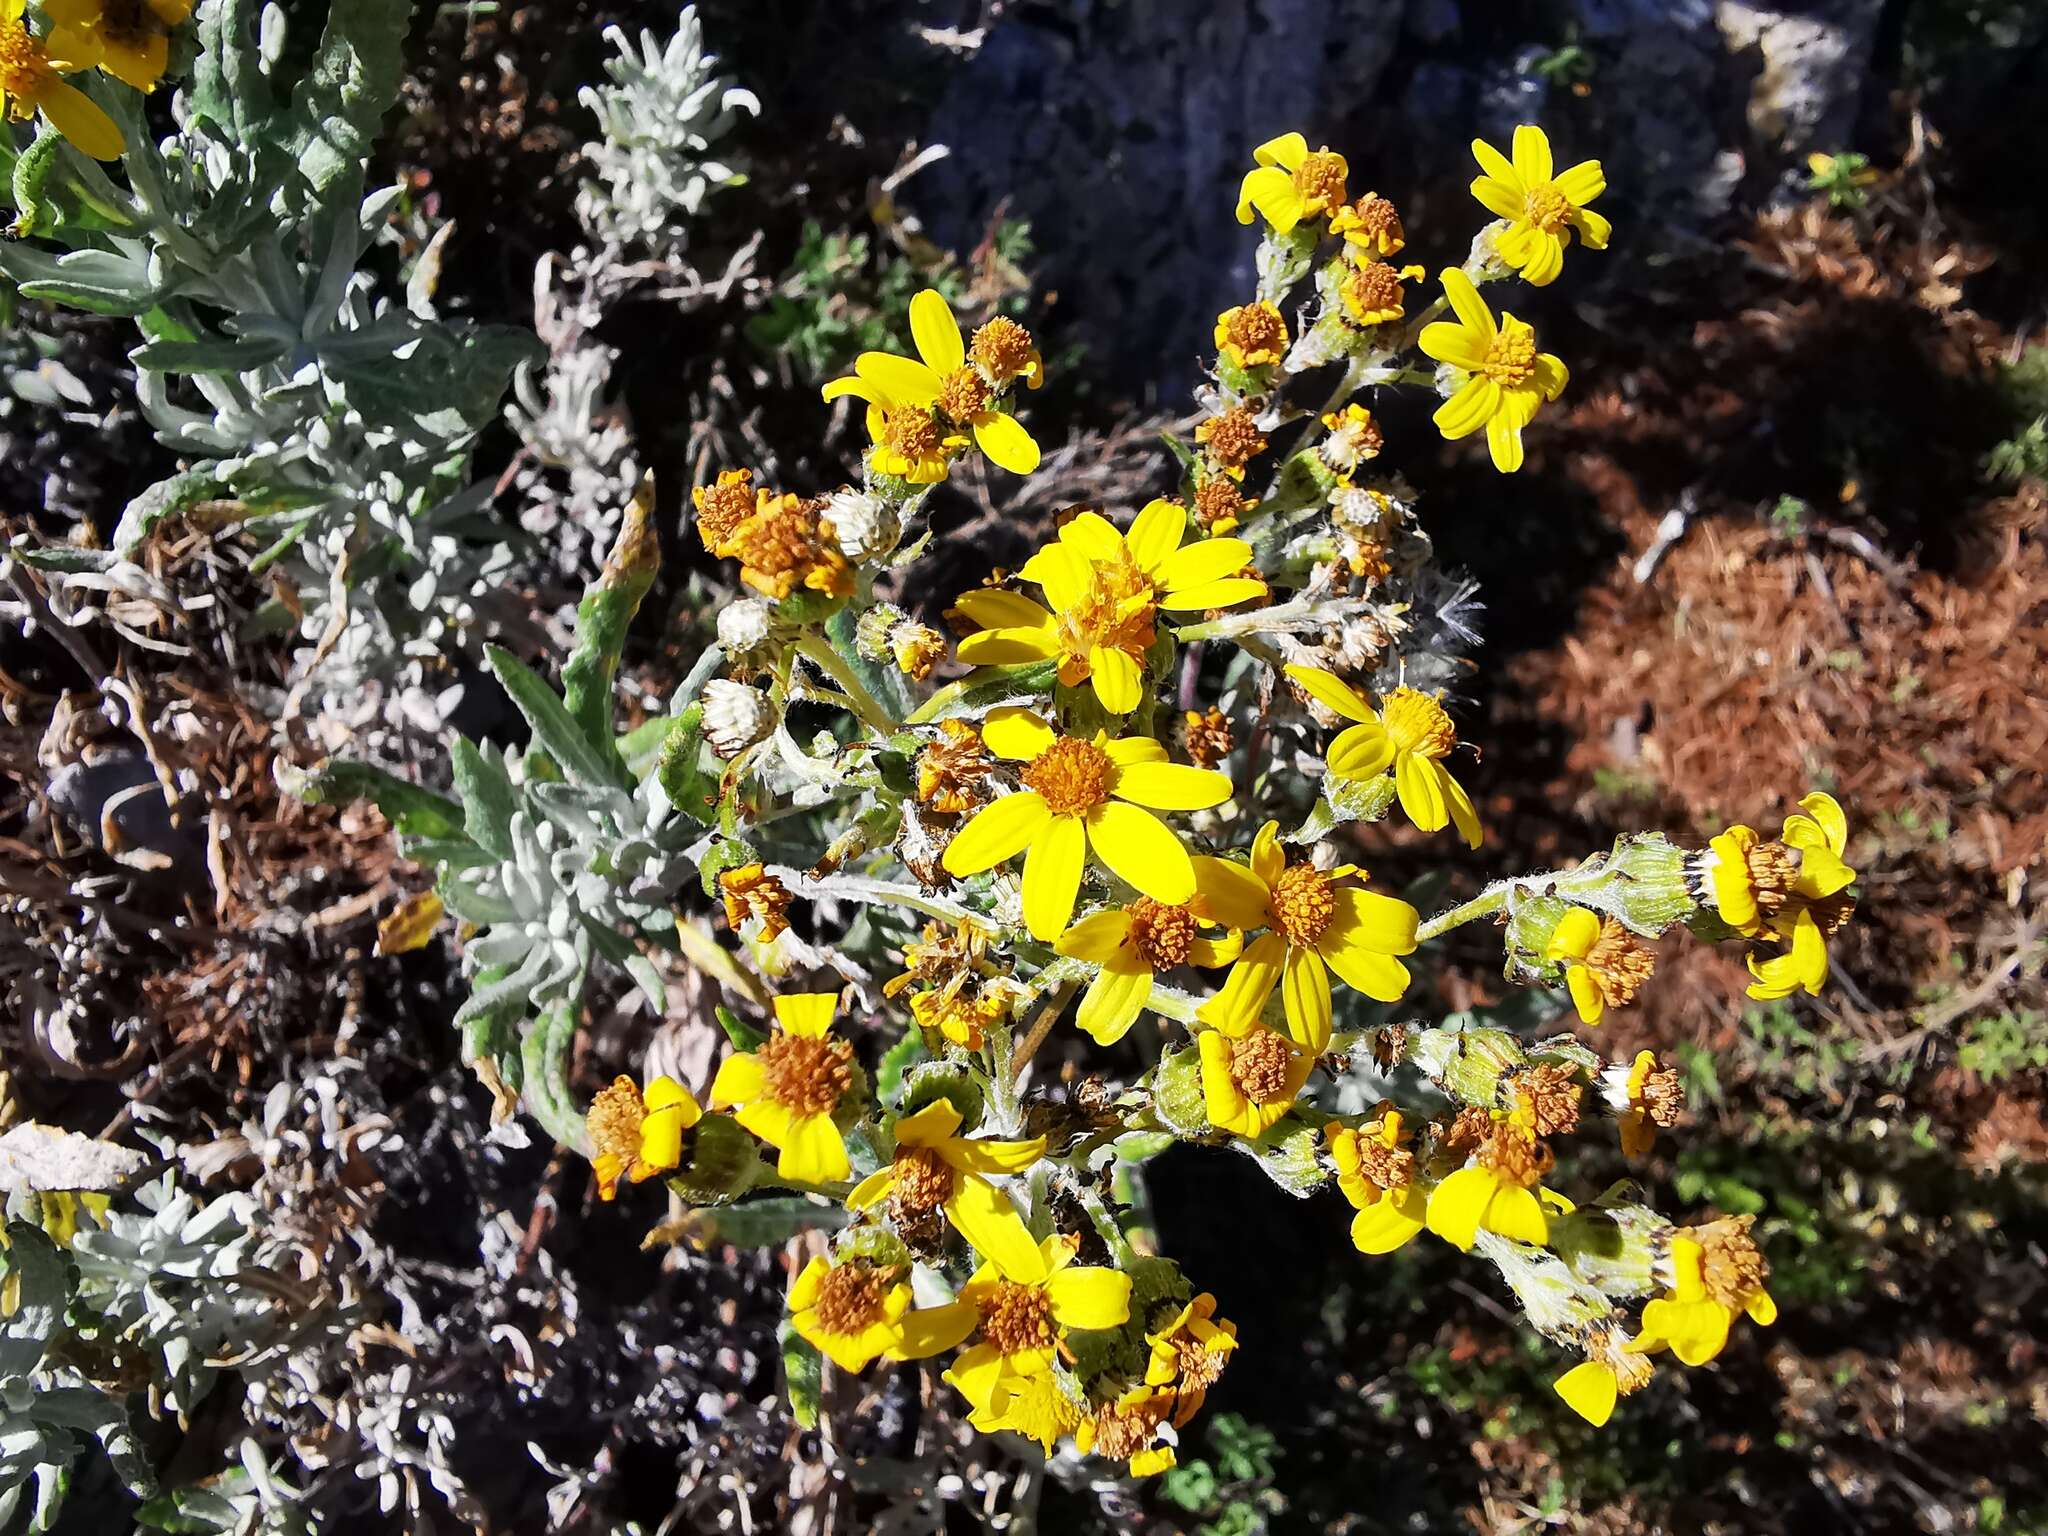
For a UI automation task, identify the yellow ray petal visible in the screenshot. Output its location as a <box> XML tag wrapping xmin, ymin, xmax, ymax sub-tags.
<box><xmin>1554</xmin><ymin>1362</ymin><xmax>1618</xmax><ymax>1427</ymax></box>
<box><xmin>973</xmin><ymin>411</ymin><xmax>1041</xmax><ymax>474</ymax></box>
<box><xmin>1280</xmin><ymin>943</ymin><xmax>1332</xmax><ymax>1052</ymax></box>
<box><xmin>1046</xmin><ymin>1265</ymin><xmax>1133</xmax><ymax>1330</ymax></box>
<box><xmin>942</xmin><ymin>790</ymin><xmax>1053</xmax><ymax>876</ymax></box>
<box><xmin>1022</xmin><ymin>812</ymin><xmax>1087</xmax><ymax>941</ymax></box>
<box><xmin>1282</xmin><ymin>662</ymin><xmax>1377</xmax><ymax>724</ymax></box>
<box><xmin>909</xmin><ymin>288</ymin><xmax>965</xmax><ymax>373</ymax></box>
<box><xmin>774</xmin><ymin>992</ymin><xmax>840</xmax><ymax>1038</ymax></box>
<box><xmin>1075</xmin><ymin>961</ymin><xmax>1152</xmax><ymax>1046</ymax></box>
<box><xmin>1086</xmin><ymin>802</ymin><xmax>1195</xmax><ymax>905</ymax></box>
<box><xmin>982</xmin><ymin>706</ymin><xmax>1057</xmax><ymax>761</ymax></box>
<box><xmin>777</xmin><ymin>1112</ymin><xmax>851</xmax><ymax>1184</ymax></box>
<box><xmin>1112</xmin><ymin>761</ymin><xmax>1234</xmax><ymax>812</ymax></box>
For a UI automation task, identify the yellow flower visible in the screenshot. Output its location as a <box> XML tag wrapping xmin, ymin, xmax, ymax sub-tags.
<box><xmin>845</xmin><ymin>1100</ymin><xmax>1044</xmax><ymax>1278</ymax></box>
<box><xmin>709</xmin><ymin>993</ymin><xmax>857</xmax><ymax>1184</ymax></box>
<box><xmin>0</xmin><ymin>0</ymin><xmax>123</xmax><ymax>160</ymax></box>
<box><xmin>1142</xmin><ymin>1291</ymin><xmax>1238</xmax><ymax>1425</ymax></box>
<box><xmin>720</xmin><ymin>862</ymin><xmax>792</xmax><ymax>942</ymax></box>
<box><xmin>716</xmin><ymin>491</ymin><xmax>853</xmax><ymax>601</ymax></box>
<box><xmin>787</xmin><ymin>1255</ymin><xmax>963</xmax><ymax>1373</ymax></box>
<box><xmin>1284</xmin><ymin>664</ymin><xmax>1483</xmax><ymax>849</ymax></box>
<box><xmin>1235</xmin><ymin>132</ymin><xmax>1348</xmax><ymax>234</ymax></box>
<box><xmin>585</xmin><ymin>1075</ymin><xmax>702</xmax><ymax>1201</ymax></box>
<box><xmin>1076</xmin><ymin>1385</ymin><xmax>1179</xmax><ymax>1474</ymax></box>
<box><xmin>1196</xmin><ymin>820</ymin><xmax>1418</xmax><ymax>1053</ymax></box>
<box><xmin>910</xmin><ymin>1234</ymin><xmax>1133</xmax><ymax>1414</ymax></box>
<box><xmin>1198</xmin><ymin>1021</ymin><xmax>1314</xmax><ymax>1137</ymax></box>
<box><xmin>1417</xmin><ymin>268</ymin><xmax>1569</xmax><ymax>474</ymax></box>
<box><xmin>1469</xmin><ymin>125</ymin><xmax>1610</xmax><ymax>287</ymax></box>
<box><xmin>46</xmin><ymin>0</ymin><xmax>190</xmax><ymax>92</ymax></box>
<box><xmin>1328</xmin><ymin>1111</ymin><xmax>1429</xmax><ymax>1254</ymax></box>
<box><xmin>952</xmin><ymin>502</ymin><xmax>1266</xmax><ymax>714</ymax></box>
<box><xmin>1634</xmin><ymin>1217</ymin><xmax>1776</xmax><ymax>1366</ymax></box>
<box><xmin>821</xmin><ymin>289</ymin><xmax>1040</xmax><ymax>479</ymax></box>
<box><xmin>1055</xmin><ymin>874</ymin><xmax>1244</xmax><ymax>1046</ymax></box>
<box><xmin>1329</xmin><ymin>191</ymin><xmax>1406</xmax><ymax>257</ymax></box>
<box><xmin>1553</xmin><ymin>1327</ymin><xmax>1654</xmax><ymax>1427</ymax></box>
<box><xmin>1544</xmin><ymin>908</ymin><xmax>1655</xmax><ymax>1025</ymax></box>
<box><xmin>938</xmin><ymin>708</ymin><xmax>1234</xmax><ymax>942</ymax></box>
<box><xmin>967</xmin><ymin>1369</ymin><xmax>1085</xmax><ymax>1454</ymax></box>
<box><xmin>1339</xmin><ymin>257</ymin><xmax>1426</xmax><ymax>328</ymax></box>
<box><xmin>1603</xmin><ymin>1048</ymin><xmax>1683</xmax><ymax>1158</ymax></box>
<box><xmin>1318</xmin><ymin>404</ymin><xmax>1385</xmax><ymax>479</ymax></box>
<box><xmin>692</xmin><ymin>467</ymin><xmax>762</xmax><ymax>551</ymax></box>
<box><xmin>969</xmin><ymin>314</ymin><xmax>1044</xmax><ymax>391</ymax></box>
<box><xmin>1214</xmin><ymin>300</ymin><xmax>1289</xmax><ymax>370</ymax></box>
<box><xmin>1424</xmin><ymin>1116</ymin><xmax>1560</xmax><ymax>1250</ymax></box>
<box><xmin>1742</xmin><ymin>794</ymin><xmax>1857</xmax><ymax>1000</ymax></box>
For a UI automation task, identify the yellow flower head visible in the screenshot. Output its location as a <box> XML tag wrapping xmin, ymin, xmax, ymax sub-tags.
<box><xmin>1196</xmin><ymin>820</ymin><xmax>1419</xmax><ymax>1053</ymax></box>
<box><xmin>1329</xmin><ymin>191</ymin><xmax>1406</xmax><ymax>257</ymax></box>
<box><xmin>1284</xmin><ymin>664</ymin><xmax>1483</xmax><ymax>849</ymax></box>
<box><xmin>916</xmin><ymin>719</ymin><xmax>993</xmax><ymax>815</ymax></box>
<box><xmin>1199</xmin><ymin>1020</ymin><xmax>1314</xmax><ymax>1137</ymax></box>
<box><xmin>1076</xmin><ymin>1385</ymin><xmax>1179</xmax><ymax>1474</ymax></box>
<box><xmin>954</xmin><ymin>502</ymin><xmax>1266</xmax><ymax>714</ymax></box>
<box><xmin>1544</xmin><ymin>908</ymin><xmax>1655</xmax><ymax>1025</ymax></box>
<box><xmin>709</xmin><ymin>992</ymin><xmax>857</xmax><ymax>1184</ymax></box>
<box><xmin>720</xmin><ymin>862</ymin><xmax>792</xmax><ymax>942</ymax></box>
<box><xmin>715</xmin><ymin>491</ymin><xmax>853</xmax><ymax>602</ymax></box>
<box><xmin>968</xmin><ymin>1368</ymin><xmax>1086</xmax><ymax>1454</ymax></box>
<box><xmin>1235</xmin><ymin>132</ymin><xmax>1349</xmax><ymax>234</ymax></box>
<box><xmin>969</xmin><ymin>314</ymin><xmax>1044</xmax><ymax>390</ymax></box>
<box><xmin>1634</xmin><ymin>1216</ymin><xmax>1776</xmax><ymax>1366</ymax></box>
<box><xmin>0</xmin><ymin>0</ymin><xmax>123</xmax><ymax>159</ymax></box>
<box><xmin>1195</xmin><ymin>404</ymin><xmax>1267</xmax><ymax>479</ymax></box>
<box><xmin>917</xmin><ymin>1234</ymin><xmax>1133</xmax><ymax>1416</ymax></box>
<box><xmin>788</xmin><ymin>1254</ymin><xmax>969</xmax><ymax>1373</ymax></box>
<box><xmin>1744</xmin><ymin>793</ymin><xmax>1857</xmax><ymax>1001</ymax></box>
<box><xmin>1142</xmin><ymin>1291</ymin><xmax>1239</xmax><ymax>1425</ymax></box>
<box><xmin>821</xmin><ymin>289</ymin><xmax>1041</xmax><ymax>480</ymax></box>
<box><xmin>1327</xmin><ymin>1111</ymin><xmax>1428</xmax><ymax>1254</ymax></box>
<box><xmin>46</xmin><ymin>0</ymin><xmax>191</xmax><ymax>93</ymax></box>
<box><xmin>586</xmin><ymin>1074</ymin><xmax>702</xmax><ymax>1201</ymax></box>
<box><xmin>1553</xmin><ymin>1325</ymin><xmax>1655</xmax><ymax>1426</ymax></box>
<box><xmin>1214</xmin><ymin>300</ymin><xmax>1289</xmax><ymax>371</ymax></box>
<box><xmin>1318</xmin><ymin>404</ymin><xmax>1384</xmax><ymax>479</ymax></box>
<box><xmin>1339</xmin><ymin>258</ymin><xmax>1426</xmax><ymax>328</ymax></box>
<box><xmin>1423</xmin><ymin>1114</ymin><xmax>1562</xmax><ymax>1251</ymax></box>
<box><xmin>1603</xmin><ymin>1048</ymin><xmax>1683</xmax><ymax>1158</ymax></box>
<box><xmin>1469</xmin><ymin>125</ymin><xmax>1610</xmax><ymax>287</ymax></box>
<box><xmin>845</xmin><ymin>1099</ymin><xmax>1044</xmax><ymax>1276</ymax></box>
<box><xmin>692</xmin><ymin>467</ymin><xmax>765</xmax><ymax>552</ymax></box>
<box><xmin>1054</xmin><ymin>867</ymin><xmax>1246</xmax><ymax>1046</ymax></box>
<box><xmin>1417</xmin><ymin>269</ymin><xmax>1569</xmax><ymax>474</ymax></box>
<box><xmin>938</xmin><ymin>707</ymin><xmax>1234</xmax><ymax>942</ymax></box>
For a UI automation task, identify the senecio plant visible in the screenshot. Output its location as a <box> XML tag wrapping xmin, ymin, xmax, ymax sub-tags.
<box><xmin>305</xmin><ymin>127</ymin><xmax>1861</xmax><ymax>1472</ymax></box>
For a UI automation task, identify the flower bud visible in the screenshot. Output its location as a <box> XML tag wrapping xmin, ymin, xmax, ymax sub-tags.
<box><xmin>826</xmin><ymin>488</ymin><xmax>900</xmax><ymax>562</ymax></box>
<box><xmin>854</xmin><ymin>602</ymin><xmax>905</xmax><ymax>662</ymax></box>
<box><xmin>1151</xmin><ymin>1043</ymin><xmax>1209</xmax><ymax>1138</ymax></box>
<box><xmin>665</xmin><ymin>1112</ymin><xmax>764</xmax><ymax>1204</ymax></box>
<box><xmin>1410</xmin><ymin>1025</ymin><xmax>1527</xmax><ymax>1108</ymax></box>
<box><xmin>716</xmin><ymin>598</ymin><xmax>776</xmax><ymax>664</ymax></box>
<box><xmin>701</xmin><ymin>678</ymin><xmax>776</xmax><ymax>759</ymax></box>
<box><xmin>1548</xmin><ymin>1200</ymin><xmax>1672</xmax><ymax>1299</ymax></box>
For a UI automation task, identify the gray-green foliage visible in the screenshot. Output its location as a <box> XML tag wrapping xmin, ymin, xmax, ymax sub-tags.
<box><xmin>574</xmin><ymin>5</ymin><xmax>759</xmax><ymax>257</ymax></box>
<box><xmin>0</xmin><ymin>0</ymin><xmax>539</xmax><ymax>699</ymax></box>
<box><xmin>284</xmin><ymin>488</ymin><xmax>724</xmax><ymax>1147</ymax></box>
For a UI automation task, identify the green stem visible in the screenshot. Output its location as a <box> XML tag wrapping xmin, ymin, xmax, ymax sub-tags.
<box><xmin>795</xmin><ymin>633</ymin><xmax>895</xmax><ymax>735</ymax></box>
<box><xmin>1415</xmin><ymin>881</ymin><xmax>1514</xmax><ymax>943</ymax></box>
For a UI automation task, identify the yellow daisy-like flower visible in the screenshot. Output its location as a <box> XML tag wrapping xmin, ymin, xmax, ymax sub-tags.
<box><xmin>1339</xmin><ymin>258</ymin><xmax>1426</xmax><ymax>328</ymax></box>
<box><xmin>910</xmin><ymin>1234</ymin><xmax>1133</xmax><ymax>1414</ymax></box>
<box><xmin>1214</xmin><ymin>300</ymin><xmax>1289</xmax><ymax>371</ymax></box>
<box><xmin>585</xmin><ymin>1074</ymin><xmax>702</xmax><ymax>1201</ymax></box>
<box><xmin>1469</xmin><ymin>124</ymin><xmax>1610</xmax><ymax>287</ymax></box>
<box><xmin>0</xmin><ymin>0</ymin><xmax>123</xmax><ymax>160</ymax></box>
<box><xmin>1055</xmin><ymin>870</ymin><xmax>1245</xmax><ymax>1046</ymax></box>
<box><xmin>1634</xmin><ymin>1217</ymin><xmax>1776</xmax><ymax>1366</ymax></box>
<box><xmin>787</xmin><ymin>1255</ymin><xmax>966</xmax><ymax>1373</ymax></box>
<box><xmin>1544</xmin><ymin>908</ymin><xmax>1655</xmax><ymax>1025</ymax></box>
<box><xmin>821</xmin><ymin>289</ymin><xmax>1040</xmax><ymax>480</ymax></box>
<box><xmin>1726</xmin><ymin>793</ymin><xmax>1857</xmax><ymax>1001</ymax></box>
<box><xmin>1284</xmin><ymin>664</ymin><xmax>1483</xmax><ymax>849</ymax></box>
<box><xmin>1076</xmin><ymin>1385</ymin><xmax>1179</xmax><ymax>1474</ymax></box>
<box><xmin>1329</xmin><ymin>191</ymin><xmax>1406</xmax><ymax>257</ymax></box>
<box><xmin>1198</xmin><ymin>1020</ymin><xmax>1314</xmax><ymax>1137</ymax></box>
<box><xmin>966</xmin><ymin>1369</ymin><xmax>1085</xmax><ymax>1454</ymax></box>
<box><xmin>46</xmin><ymin>0</ymin><xmax>191</xmax><ymax>92</ymax></box>
<box><xmin>1235</xmin><ymin>131</ymin><xmax>1349</xmax><ymax>234</ymax></box>
<box><xmin>1142</xmin><ymin>1291</ymin><xmax>1238</xmax><ymax>1425</ymax></box>
<box><xmin>1196</xmin><ymin>820</ymin><xmax>1418</xmax><ymax>1053</ymax></box>
<box><xmin>1603</xmin><ymin>1047</ymin><xmax>1682</xmax><ymax>1159</ymax></box>
<box><xmin>952</xmin><ymin>502</ymin><xmax>1266</xmax><ymax>714</ymax></box>
<box><xmin>1328</xmin><ymin>1110</ymin><xmax>1429</xmax><ymax>1254</ymax></box>
<box><xmin>1553</xmin><ymin>1326</ymin><xmax>1655</xmax><ymax>1427</ymax></box>
<box><xmin>938</xmin><ymin>707</ymin><xmax>1234</xmax><ymax>942</ymax></box>
<box><xmin>845</xmin><ymin>1100</ymin><xmax>1044</xmax><ymax>1278</ymax></box>
<box><xmin>1417</xmin><ymin>268</ymin><xmax>1569</xmax><ymax>474</ymax></box>
<box><xmin>1424</xmin><ymin>1116</ymin><xmax>1561</xmax><ymax>1251</ymax></box>
<box><xmin>709</xmin><ymin>992</ymin><xmax>857</xmax><ymax>1185</ymax></box>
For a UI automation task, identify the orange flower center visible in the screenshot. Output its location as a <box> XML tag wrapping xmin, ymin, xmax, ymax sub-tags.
<box><xmin>1344</xmin><ymin>193</ymin><xmax>1404</xmax><ymax>249</ymax></box>
<box><xmin>1229</xmin><ymin>1031</ymin><xmax>1296</xmax><ymax>1103</ymax></box>
<box><xmin>969</xmin><ymin>316</ymin><xmax>1036</xmax><ymax>385</ymax></box>
<box><xmin>1477</xmin><ymin>1123</ymin><xmax>1549</xmax><ymax>1188</ymax></box>
<box><xmin>1270</xmin><ymin>863</ymin><xmax>1336</xmax><ymax>947</ymax></box>
<box><xmin>1744</xmin><ymin>840</ymin><xmax>1798</xmax><ymax>918</ymax></box>
<box><xmin>980</xmin><ymin>1279</ymin><xmax>1056</xmax><ymax>1355</ymax></box>
<box><xmin>937</xmin><ymin>366</ymin><xmax>991</xmax><ymax>422</ymax></box>
<box><xmin>1193</xmin><ymin>475</ymin><xmax>1248</xmax><ymax>529</ymax></box>
<box><xmin>722</xmin><ymin>494</ymin><xmax>851</xmax><ymax>600</ymax></box>
<box><xmin>585</xmin><ymin>1076</ymin><xmax>647</xmax><ymax>1167</ymax></box>
<box><xmin>1382</xmin><ymin>686</ymin><xmax>1456</xmax><ymax>757</ymax></box>
<box><xmin>1021</xmin><ymin>737</ymin><xmax>1116</xmax><ymax>817</ymax></box>
<box><xmin>1524</xmin><ymin>183</ymin><xmax>1571</xmax><ymax>233</ymax></box>
<box><xmin>1054</xmin><ymin>547</ymin><xmax>1157</xmax><ymax>668</ymax></box>
<box><xmin>758</xmin><ymin>1030</ymin><xmax>853</xmax><ymax>1117</ymax></box>
<box><xmin>1343</xmin><ymin>261</ymin><xmax>1407</xmax><ymax>321</ymax></box>
<box><xmin>890</xmin><ymin>1145</ymin><xmax>956</xmax><ymax>1214</ymax></box>
<box><xmin>1127</xmin><ymin>898</ymin><xmax>1197</xmax><ymax>969</ymax></box>
<box><xmin>1292</xmin><ymin>150</ymin><xmax>1348</xmax><ymax>212</ymax></box>
<box><xmin>1182</xmin><ymin>706</ymin><xmax>1233</xmax><ymax>768</ymax></box>
<box><xmin>0</xmin><ymin>19</ymin><xmax>52</xmax><ymax>102</ymax></box>
<box><xmin>1175</xmin><ymin>1332</ymin><xmax>1229</xmax><ymax>1388</ymax></box>
<box><xmin>1695</xmin><ymin>1220</ymin><xmax>1770</xmax><ymax>1310</ymax></box>
<box><xmin>812</xmin><ymin>1261</ymin><xmax>892</xmax><ymax>1335</ymax></box>
<box><xmin>1198</xmin><ymin>405</ymin><xmax>1267</xmax><ymax>469</ymax></box>
<box><xmin>1480</xmin><ymin>322</ymin><xmax>1538</xmax><ymax>387</ymax></box>
<box><xmin>1091</xmin><ymin>1395</ymin><xmax>1168</xmax><ymax>1459</ymax></box>
<box><xmin>1222</xmin><ymin>303</ymin><xmax>1287</xmax><ymax>362</ymax></box>
<box><xmin>885</xmin><ymin>407</ymin><xmax>944</xmax><ymax>461</ymax></box>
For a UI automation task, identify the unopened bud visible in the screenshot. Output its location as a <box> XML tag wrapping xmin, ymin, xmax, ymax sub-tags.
<box><xmin>702</xmin><ymin>679</ymin><xmax>776</xmax><ymax>759</ymax></box>
<box><xmin>827</xmin><ymin>488</ymin><xmax>900</xmax><ymax>562</ymax></box>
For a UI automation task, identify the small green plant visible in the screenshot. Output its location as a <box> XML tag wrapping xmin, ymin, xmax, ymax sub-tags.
<box><xmin>1157</xmin><ymin>1413</ymin><xmax>1283</xmax><ymax>1533</ymax></box>
<box><xmin>1805</xmin><ymin>151</ymin><xmax>1878</xmax><ymax>209</ymax></box>
<box><xmin>1768</xmin><ymin>493</ymin><xmax>1812</xmax><ymax>536</ymax></box>
<box><xmin>1956</xmin><ymin>1009</ymin><xmax>2048</xmax><ymax>1082</ymax></box>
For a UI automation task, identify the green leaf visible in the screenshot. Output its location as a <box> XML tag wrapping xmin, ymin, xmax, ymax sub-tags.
<box><xmin>450</xmin><ymin>737</ymin><xmax>517</xmax><ymax>859</ymax></box>
<box><xmin>112</xmin><ymin>470</ymin><xmax>222</xmax><ymax>555</ymax></box>
<box><xmin>561</xmin><ymin>476</ymin><xmax>660</xmax><ymax>753</ymax></box>
<box><xmin>8</xmin><ymin>127</ymin><xmax>66</xmax><ymax>238</ymax></box>
<box><xmin>656</xmin><ymin>704</ymin><xmax>718</xmax><ymax>822</ymax></box>
<box><xmin>0</xmin><ymin>244</ymin><xmax>162</xmax><ymax>316</ymax></box>
<box><xmin>286</xmin><ymin>0</ymin><xmax>414</xmax><ymax>195</ymax></box>
<box><xmin>485</xmin><ymin>645</ymin><xmax>627</xmax><ymax>791</ymax></box>
<box><xmin>779</xmin><ymin>1320</ymin><xmax>824</xmax><ymax>1429</ymax></box>
<box><xmin>714</xmin><ymin>1004</ymin><xmax>768</xmax><ymax>1053</ymax></box>
<box><xmin>277</xmin><ymin>757</ymin><xmax>466</xmax><ymax>840</ymax></box>
<box><xmin>875</xmin><ymin>1028</ymin><xmax>929</xmax><ymax>1107</ymax></box>
<box><xmin>131</xmin><ymin>334</ymin><xmax>291</xmax><ymax>375</ymax></box>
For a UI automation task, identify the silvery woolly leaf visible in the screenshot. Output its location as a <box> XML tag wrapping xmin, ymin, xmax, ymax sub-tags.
<box><xmin>0</xmin><ymin>1124</ymin><xmax>152</xmax><ymax>1196</ymax></box>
